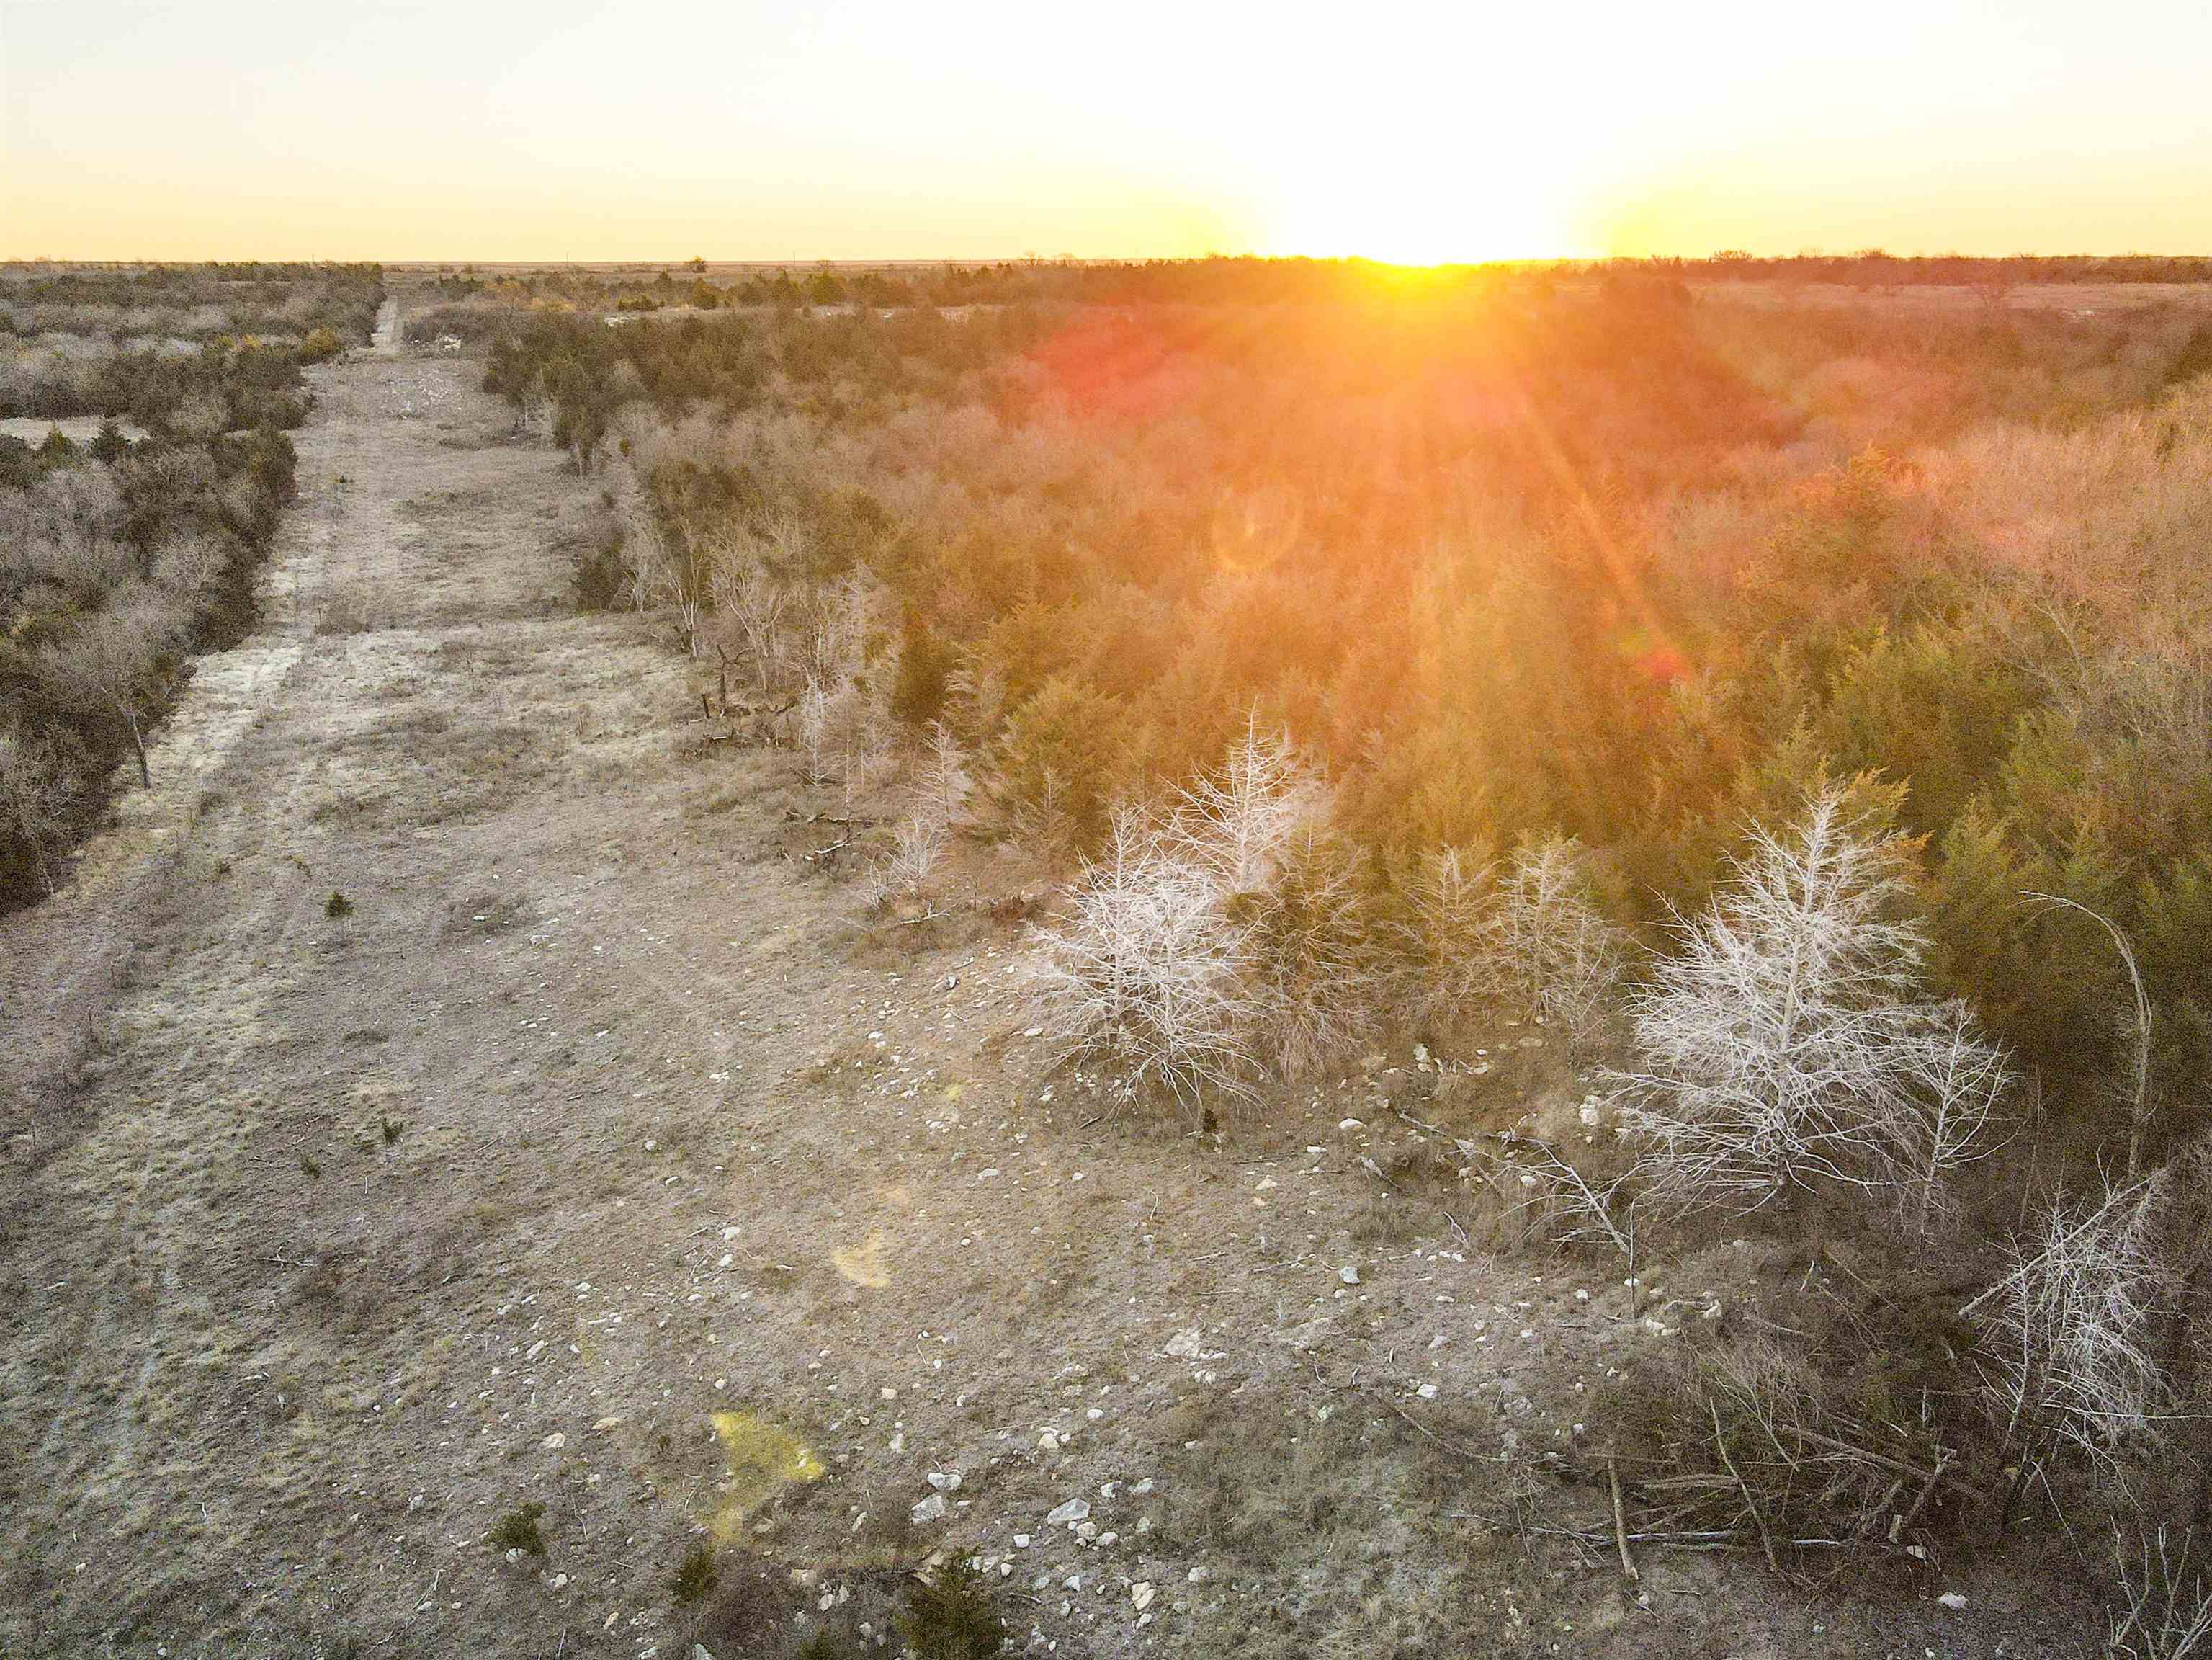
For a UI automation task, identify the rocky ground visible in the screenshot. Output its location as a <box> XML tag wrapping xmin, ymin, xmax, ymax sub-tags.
<box><xmin>0</xmin><ymin>314</ymin><xmax>2103</xmax><ymax>1659</ymax></box>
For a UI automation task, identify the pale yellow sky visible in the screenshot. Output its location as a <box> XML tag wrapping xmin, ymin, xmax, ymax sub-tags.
<box><xmin>4</xmin><ymin>0</ymin><xmax>2209</xmax><ymax>262</ymax></box>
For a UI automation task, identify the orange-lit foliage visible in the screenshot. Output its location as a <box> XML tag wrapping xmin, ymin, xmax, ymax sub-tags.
<box><xmin>486</xmin><ymin>269</ymin><xmax>2212</xmax><ymax>1138</ymax></box>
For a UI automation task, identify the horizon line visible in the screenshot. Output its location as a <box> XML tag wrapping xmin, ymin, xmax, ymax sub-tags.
<box><xmin>9</xmin><ymin>251</ymin><xmax>2212</xmax><ymax>270</ymax></box>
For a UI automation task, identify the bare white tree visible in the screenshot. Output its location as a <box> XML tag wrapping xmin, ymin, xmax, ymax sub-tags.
<box><xmin>2107</xmin><ymin>1525</ymin><xmax>2212</xmax><ymax>1660</ymax></box>
<box><xmin>1168</xmin><ymin>715</ymin><xmax>1322</xmax><ymax>893</ymax></box>
<box><xmin>1966</xmin><ymin>1172</ymin><xmax>2175</xmax><ymax>1476</ymax></box>
<box><xmin>794</xmin><ymin>675</ymin><xmax>857</xmax><ymax>785</ymax></box>
<box><xmin>800</xmin><ymin>577</ymin><xmax>869</xmax><ymax>690</ymax></box>
<box><xmin>623</xmin><ymin>509</ymin><xmax>701</xmax><ymax>652</ymax></box>
<box><xmin>946</xmin><ymin>659</ymin><xmax>1009</xmax><ymax>740</ymax></box>
<box><xmin>9</xmin><ymin>465</ymin><xmax>125</xmax><ymax>563</ymax></box>
<box><xmin>169</xmin><ymin>390</ymin><xmax>229</xmax><ymax>444</ymax></box>
<box><xmin>1009</xmin><ymin>763</ymin><xmax>1077</xmax><ymax>860</ymax></box>
<box><xmin>1026</xmin><ymin>808</ymin><xmax>1255</xmax><ymax>1115</ymax></box>
<box><xmin>913</xmin><ymin>720</ymin><xmax>975</xmax><ymax>832</ymax></box>
<box><xmin>1</xmin><ymin>466</ymin><xmax>132</xmax><ymax>607</ymax></box>
<box><xmin>868</xmin><ymin>813</ymin><xmax>948</xmax><ymax>906</ymax></box>
<box><xmin>2025</xmin><ymin>893</ymin><xmax>2155</xmax><ymax>1177</ymax></box>
<box><xmin>866</xmin><ymin>721</ymin><xmax>973</xmax><ymax>905</ymax></box>
<box><xmin>1477</xmin><ymin>836</ymin><xmax>1626</xmax><ymax>1032</ymax></box>
<box><xmin>1897</xmin><ymin>999</ymin><xmax>2014</xmax><ymax>1227</ymax></box>
<box><xmin>715</xmin><ymin>562</ymin><xmax>791</xmax><ymax>695</ymax></box>
<box><xmin>148</xmin><ymin>531</ymin><xmax>225</xmax><ymax>607</ymax></box>
<box><xmin>1487</xmin><ymin>1133</ymin><xmax>1644</xmax><ymax>1300</ymax></box>
<box><xmin>1607</xmin><ymin>787</ymin><xmax>2007</xmax><ymax>1216</ymax></box>
<box><xmin>841</xmin><ymin>714</ymin><xmax>895</xmax><ymax>822</ymax></box>
<box><xmin>1400</xmin><ymin>836</ymin><xmax>1624</xmax><ymax>1032</ymax></box>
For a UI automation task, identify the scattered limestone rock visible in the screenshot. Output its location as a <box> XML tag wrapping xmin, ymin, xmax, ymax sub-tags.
<box><xmin>1045</xmin><ymin>1498</ymin><xmax>1091</xmax><ymax>1527</ymax></box>
<box><xmin>910</xmin><ymin>1493</ymin><xmax>948</xmax><ymax>1525</ymax></box>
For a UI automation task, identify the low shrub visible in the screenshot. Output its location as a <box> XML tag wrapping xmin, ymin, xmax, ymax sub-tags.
<box><xmin>672</xmin><ymin>1540</ymin><xmax>718</xmax><ymax>1606</ymax></box>
<box><xmin>897</xmin><ymin>1558</ymin><xmax>1004</xmax><ymax>1660</ymax></box>
<box><xmin>491</xmin><ymin>1501</ymin><xmax>546</xmax><ymax>1558</ymax></box>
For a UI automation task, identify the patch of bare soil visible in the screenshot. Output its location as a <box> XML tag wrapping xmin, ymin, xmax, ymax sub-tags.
<box><xmin>0</xmin><ymin>326</ymin><xmax>2100</xmax><ymax>1659</ymax></box>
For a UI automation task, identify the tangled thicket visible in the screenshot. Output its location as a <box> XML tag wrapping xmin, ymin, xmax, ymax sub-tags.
<box><xmin>1968</xmin><ymin>1172</ymin><xmax>2180</xmax><ymax>1471</ymax></box>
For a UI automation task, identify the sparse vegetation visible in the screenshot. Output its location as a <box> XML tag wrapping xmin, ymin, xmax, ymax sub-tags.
<box><xmin>672</xmin><ymin>1540</ymin><xmax>719</xmax><ymax>1606</ymax></box>
<box><xmin>896</xmin><ymin>1558</ymin><xmax>1005</xmax><ymax>1660</ymax></box>
<box><xmin>491</xmin><ymin>1501</ymin><xmax>547</xmax><ymax>1558</ymax></box>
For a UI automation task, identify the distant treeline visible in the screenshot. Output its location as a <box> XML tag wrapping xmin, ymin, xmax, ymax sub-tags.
<box><xmin>1</xmin><ymin>262</ymin><xmax>387</xmax><ymax>303</ymax></box>
<box><xmin>1</xmin><ymin>262</ymin><xmax>384</xmax><ymax>344</ymax></box>
<box><xmin>411</xmin><ymin>251</ymin><xmax>2212</xmax><ymax>318</ymax></box>
<box><xmin>0</xmin><ymin>264</ymin><xmax>383</xmax><ymax>426</ymax></box>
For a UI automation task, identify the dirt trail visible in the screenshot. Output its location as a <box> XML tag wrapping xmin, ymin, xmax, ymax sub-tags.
<box><xmin>1</xmin><ymin>324</ymin><xmax>2006</xmax><ymax>1660</ymax></box>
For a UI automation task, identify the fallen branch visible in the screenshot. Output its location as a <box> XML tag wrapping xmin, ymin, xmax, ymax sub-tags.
<box><xmin>1889</xmin><ymin>1450</ymin><xmax>1953</xmax><ymax>1544</ymax></box>
<box><xmin>1525</xmin><ymin>1522</ymin><xmax>1854</xmax><ymax>1553</ymax></box>
<box><xmin>1714</xmin><ymin>1402</ymin><xmax>1779</xmax><ymax>1572</ymax></box>
<box><xmin>1608</xmin><ymin>1457</ymin><xmax>1640</xmax><ymax>1581</ymax></box>
<box><xmin>1779</xmin><ymin>1427</ymin><xmax>1987</xmax><ymax>1503</ymax></box>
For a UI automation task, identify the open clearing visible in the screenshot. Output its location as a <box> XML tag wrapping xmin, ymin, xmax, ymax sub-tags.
<box><xmin>0</xmin><ymin>320</ymin><xmax>2097</xmax><ymax>1658</ymax></box>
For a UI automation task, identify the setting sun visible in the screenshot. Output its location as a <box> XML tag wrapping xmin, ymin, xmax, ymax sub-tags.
<box><xmin>1268</xmin><ymin>166</ymin><xmax>1577</xmax><ymax>266</ymax></box>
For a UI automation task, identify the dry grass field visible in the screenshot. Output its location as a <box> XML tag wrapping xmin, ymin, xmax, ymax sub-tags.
<box><xmin>0</xmin><ymin>296</ymin><xmax>2129</xmax><ymax>1659</ymax></box>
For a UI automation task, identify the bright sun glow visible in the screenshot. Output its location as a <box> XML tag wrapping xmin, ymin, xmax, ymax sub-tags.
<box><xmin>4</xmin><ymin>0</ymin><xmax>2212</xmax><ymax>259</ymax></box>
<box><xmin>1272</xmin><ymin>168</ymin><xmax>1576</xmax><ymax>265</ymax></box>
<box><xmin>1275</xmin><ymin>183</ymin><xmax>1573</xmax><ymax>266</ymax></box>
